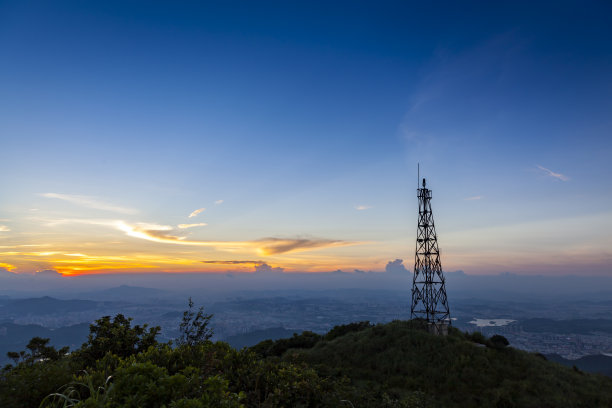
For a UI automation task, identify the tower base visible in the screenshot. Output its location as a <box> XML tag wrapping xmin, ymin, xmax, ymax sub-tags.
<box><xmin>428</xmin><ymin>321</ymin><xmax>449</xmax><ymax>336</ymax></box>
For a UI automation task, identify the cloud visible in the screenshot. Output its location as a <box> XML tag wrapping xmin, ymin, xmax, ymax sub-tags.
<box><xmin>0</xmin><ymin>244</ymin><xmax>47</xmax><ymax>249</ymax></box>
<box><xmin>117</xmin><ymin>222</ymin><xmax>191</xmax><ymax>244</ymax></box>
<box><xmin>117</xmin><ymin>232</ymin><xmax>355</xmax><ymax>255</ymax></box>
<box><xmin>42</xmin><ymin>193</ymin><xmax>137</xmax><ymax>214</ymax></box>
<box><xmin>0</xmin><ymin>225</ymin><xmax>10</xmax><ymax>232</ymax></box>
<box><xmin>0</xmin><ymin>251</ymin><xmax>58</xmax><ymax>257</ymax></box>
<box><xmin>255</xmin><ymin>238</ymin><xmax>353</xmax><ymax>256</ymax></box>
<box><xmin>115</xmin><ymin>221</ymin><xmax>252</xmax><ymax>250</ymax></box>
<box><xmin>385</xmin><ymin>259</ymin><xmax>409</xmax><ymax>274</ymax></box>
<box><xmin>43</xmin><ymin>218</ymin><xmax>119</xmax><ymax>228</ymax></box>
<box><xmin>399</xmin><ymin>33</ymin><xmax>530</xmax><ymax>156</ymax></box>
<box><xmin>202</xmin><ymin>260</ymin><xmax>265</xmax><ymax>265</ymax></box>
<box><xmin>536</xmin><ymin>165</ymin><xmax>569</xmax><ymax>181</ymax></box>
<box><xmin>355</xmin><ymin>205</ymin><xmax>372</xmax><ymax>211</ymax></box>
<box><xmin>45</xmin><ymin>218</ymin><xmax>359</xmax><ymax>255</ymax></box>
<box><xmin>0</xmin><ymin>263</ymin><xmax>16</xmax><ymax>272</ymax></box>
<box><xmin>188</xmin><ymin>208</ymin><xmax>205</xmax><ymax>218</ymax></box>
<box><xmin>35</xmin><ymin>269</ymin><xmax>63</xmax><ymax>278</ymax></box>
<box><xmin>254</xmin><ymin>262</ymin><xmax>284</xmax><ymax>274</ymax></box>
<box><xmin>215</xmin><ymin>200</ymin><xmax>224</xmax><ymax>205</ymax></box>
<box><xmin>178</xmin><ymin>223</ymin><xmax>208</xmax><ymax>229</ymax></box>
<box><xmin>464</xmin><ymin>196</ymin><xmax>483</xmax><ymax>201</ymax></box>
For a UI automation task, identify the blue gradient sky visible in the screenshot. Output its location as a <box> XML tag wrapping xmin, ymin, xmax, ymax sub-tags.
<box><xmin>1</xmin><ymin>1</ymin><xmax>611</xmax><ymax>275</ymax></box>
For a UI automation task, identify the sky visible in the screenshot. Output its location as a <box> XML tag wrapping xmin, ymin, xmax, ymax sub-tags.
<box><xmin>1</xmin><ymin>1</ymin><xmax>611</xmax><ymax>277</ymax></box>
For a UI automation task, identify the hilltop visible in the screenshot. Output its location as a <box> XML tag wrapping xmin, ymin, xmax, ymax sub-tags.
<box><xmin>252</xmin><ymin>320</ymin><xmax>612</xmax><ymax>407</ymax></box>
<box><xmin>1</xmin><ymin>315</ymin><xmax>611</xmax><ymax>407</ymax></box>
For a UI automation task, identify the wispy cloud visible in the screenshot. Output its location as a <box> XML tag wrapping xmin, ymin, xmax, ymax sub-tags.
<box><xmin>116</xmin><ymin>222</ymin><xmax>357</xmax><ymax>255</ymax></box>
<box><xmin>42</xmin><ymin>193</ymin><xmax>137</xmax><ymax>214</ymax></box>
<box><xmin>188</xmin><ymin>208</ymin><xmax>205</xmax><ymax>218</ymax></box>
<box><xmin>0</xmin><ymin>244</ymin><xmax>48</xmax><ymax>249</ymax></box>
<box><xmin>254</xmin><ymin>238</ymin><xmax>353</xmax><ymax>256</ymax></box>
<box><xmin>400</xmin><ymin>33</ymin><xmax>528</xmax><ymax>156</ymax></box>
<box><xmin>116</xmin><ymin>222</ymin><xmax>191</xmax><ymax>244</ymax></box>
<box><xmin>0</xmin><ymin>225</ymin><xmax>10</xmax><ymax>232</ymax></box>
<box><xmin>115</xmin><ymin>221</ymin><xmax>249</xmax><ymax>249</ymax></box>
<box><xmin>42</xmin><ymin>217</ymin><xmax>359</xmax><ymax>256</ymax></box>
<box><xmin>214</xmin><ymin>200</ymin><xmax>224</xmax><ymax>205</ymax></box>
<box><xmin>43</xmin><ymin>218</ymin><xmax>119</xmax><ymax>228</ymax></box>
<box><xmin>464</xmin><ymin>196</ymin><xmax>483</xmax><ymax>201</ymax></box>
<box><xmin>536</xmin><ymin>165</ymin><xmax>569</xmax><ymax>181</ymax></box>
<box><xmin>201</xmin><ymin>260</ymin><xmax>264</xmax><ymax>265</ymax></box>
<box><xmin>178</xmin><ymin>223</ymin><xmax>208</xmax><ymax>229</ymax></box>
<box><xmin>355</xmin><ymin>205</ymin><xmax>372</xmax><ymax>211</ymax></box>
<box><xmin>0</xmin><ymin>251</ymin><xmax>59</xmax><ymax>257</ymax></box>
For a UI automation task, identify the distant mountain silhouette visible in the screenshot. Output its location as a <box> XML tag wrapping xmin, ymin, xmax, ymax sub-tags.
<box><xmin>0</xmin><ymin>322</ymin><xmax>90</xmax><ymax>365</ymax></box>
<box><xmin>0</xmin><ymin>296</ymin><xmax>98</xmax><ymax>316</ymax></box>
<box><xmin>547</xmin><ymin>353</ymin><xmax>612</xmax><ymax>377</ymax></box>
<box><xmin>75</xmin><ymin>285</ymin><xmax>171</xmax><ymax>301</ymax></box>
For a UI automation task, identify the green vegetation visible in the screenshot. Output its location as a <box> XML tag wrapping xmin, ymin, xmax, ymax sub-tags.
<box><xmin>274</xmin><ymin>320</ymin><xmax>612</xmax><ymax>407</ymax></box>
<box><xmin>176</xmin><ymin>297</ymin><xmax>214</xmax><ymax>347</ymax></box>
<box><xmin>1</xmin><ymin>309</ymin><xmax>611</xmax><ymax>407</ymax></box>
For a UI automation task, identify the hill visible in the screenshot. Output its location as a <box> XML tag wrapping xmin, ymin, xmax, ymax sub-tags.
<box><xmin>224</xmin><ymin>327</ymin><xmax>301</xmax><ymax>349</ymax></box>
<box><xmin>75</xmin><ymin>285</ymin><xmax>172</xmax><ymax>301</ymax></box>
<box><xmin>2</xmin><ymin>316</ymin><xmax>612</xmax><ymax>407</ymax></box>
<box><xmin>253</xmin><ymin>320</ymin><xmax>612</xmax><ymax>407</ymax></box>
<box><xmin>0</xmin><ymin>296</ymin><xmax>98</xmax><ymax>316</ymax></box>
<box><xmin>547</xmin><ymin>353</ymin><xmax>612</xmax><ymax>377</ymax></box>
<box><xmin>0</xmin><ymin>322</ymin><xmax>90</xmax><ymax>365</ymax></box>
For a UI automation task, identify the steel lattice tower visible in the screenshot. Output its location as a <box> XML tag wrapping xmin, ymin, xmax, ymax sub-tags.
<box><xmin>410</xmin><ymin>177</ymin><xmax>451</xmax><ymax>334</ymax></box>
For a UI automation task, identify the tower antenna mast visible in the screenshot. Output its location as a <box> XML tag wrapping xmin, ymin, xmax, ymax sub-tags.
<box><xmin>410</xmin><ymin>174</ymin><xmax>451</xmax><ymax>335</ymax></box>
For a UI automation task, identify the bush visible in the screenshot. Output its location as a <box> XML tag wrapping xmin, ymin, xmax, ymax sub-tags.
<box><xmin>76</xmin><ymin>314</ymin><xmax>160</xmax><ymax>366</ymax></box>
<box><xmin>468</xmin><ymin>331</ymin><xmax>487</xmax><ymax>345</ymax></box>
<box><xmin>489</xmin><ymin>335</ymin><xmax>509</xmax><ymax>349</ymax></box>
<box><xmin>325</xmin><ymin>321</ymin><xmax>374</xmax><ymax>341</ymax></box>
<box><xmin>177</xmin><ymin>297</ymin><xmax>214</xmax><ymax>347</ymax></box>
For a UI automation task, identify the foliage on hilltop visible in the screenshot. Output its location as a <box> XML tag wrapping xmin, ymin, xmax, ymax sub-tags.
<box><xmin>262</xmin><ymin>320</ymin><xmax>612</xmax><ymax>407</ymax></box>
<box><xmin>0</xmin><ymin>308</ymin><xmax>344</xmax><ymax>408</ymax></box>
<box><xmin>1</xmin><ymin>309</ymin><xmax>612</xmax><ymax>407</ymax></box>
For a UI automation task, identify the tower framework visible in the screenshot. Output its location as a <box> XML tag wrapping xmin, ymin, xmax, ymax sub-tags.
<box><xmin>410</xmin><ymin>177</ymin><xmax>451</xmax><ymax>334</ymax></box>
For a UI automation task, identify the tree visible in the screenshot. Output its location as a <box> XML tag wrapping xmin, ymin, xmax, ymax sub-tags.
<box><xmin>177</xmin><ymin>297</ymin><xmax>214</xmax><ymax>346</ymax></box>
<box><xmin>6</xmin><ymin>337</ymin><xmax>68</xmax><ymax>365</ymax></box>
<box><xmin>489</xmin><ymin>334</ymin><xmax>510</xmax><ymax>349</ymax></box>
<box><xmin>78</xmin><ymin>314</ymin><xmax>160</xmax><ymax>365</ymax></box>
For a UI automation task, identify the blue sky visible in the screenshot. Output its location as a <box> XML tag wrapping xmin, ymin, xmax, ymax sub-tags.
<box><xmin>1</xmin><ymin>1</ymin><xmax>611</xmax><ymax>276</ymax></box>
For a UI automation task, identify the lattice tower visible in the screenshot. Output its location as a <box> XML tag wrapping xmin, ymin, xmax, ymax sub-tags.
<box><xmin>410</xmin><ymin>177</ymin><xmax>451</xmax><ymax>334</ymax></box>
